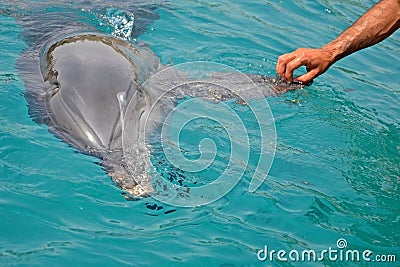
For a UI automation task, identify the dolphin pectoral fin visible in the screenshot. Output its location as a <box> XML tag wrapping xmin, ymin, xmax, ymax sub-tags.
<box><xmin>203</xmin><ymin>72</ymin><xmax>308</xmax><ymax>101</ymax></box>
<box><xmin>248</xmin><ymin>74</ymin><xmax>309</xmax><ymax>95</ymax></box>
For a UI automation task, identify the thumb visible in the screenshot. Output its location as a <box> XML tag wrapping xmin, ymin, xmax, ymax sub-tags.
<box><xmin>294</xmin><ymin>69</ymin><xmax>319</xmax><ymax>84</ymax></box>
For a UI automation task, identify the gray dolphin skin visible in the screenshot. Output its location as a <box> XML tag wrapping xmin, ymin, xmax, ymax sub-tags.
<box><xmin>13</xmin><ymin>2</ymin><xmax>306</xmax><ymax>198</ymax></box>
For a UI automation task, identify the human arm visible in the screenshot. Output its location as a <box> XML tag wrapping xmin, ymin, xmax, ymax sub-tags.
<box><xmin>276</xmin><ymin>0</ymin><xmax>400</xmax><ymax>83</ymax></box>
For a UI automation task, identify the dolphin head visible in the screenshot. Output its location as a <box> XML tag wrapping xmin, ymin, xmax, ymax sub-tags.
<box><xmin>36</xmin><ymin>33</ymin><xmax>163</xmax><ymax>197</ymax></box>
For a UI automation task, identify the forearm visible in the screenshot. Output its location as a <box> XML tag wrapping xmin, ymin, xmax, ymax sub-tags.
<box><xmin>322</xmin><ymin>0</ymin><xmax>400</xmax><ymax>62</ymax></box>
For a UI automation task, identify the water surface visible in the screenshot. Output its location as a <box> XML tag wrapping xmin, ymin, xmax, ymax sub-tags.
<box><xmin>0</xmin><ymin>0</ymin><xmax>399</xmax><ymax>266</ymax></box>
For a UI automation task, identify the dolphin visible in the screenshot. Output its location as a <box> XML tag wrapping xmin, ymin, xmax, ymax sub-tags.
<box><xmin>13</xmin><ymin>3</ymin><xmax>306</xmax><ymax>198</ymax></box>
<box><xmin>36</xmin><ymin>33</ymin><xmax>163</xmax><ymax>196</ymax></box>
<box><xmin>11</xmin><ymin>2</ymin><xmax>164</xmax><ymax>197</ymax></box>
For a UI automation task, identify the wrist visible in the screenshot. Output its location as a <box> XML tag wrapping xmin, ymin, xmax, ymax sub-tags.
<box><xmin>320</xmin><ymin>43</ymin><xmax>346</xmax><ymax>64</ymax></box>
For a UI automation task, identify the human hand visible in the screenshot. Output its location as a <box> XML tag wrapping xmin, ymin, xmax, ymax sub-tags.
<box><xmin>276</xmin><ymin>47</ymin><xmax>336</xmax><ymax>83</ymax></box>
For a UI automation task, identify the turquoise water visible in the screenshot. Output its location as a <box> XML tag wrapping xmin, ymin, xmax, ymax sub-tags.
<box><xmin>1</xmin><ymin>0</ymin><xmax>399</xmax><ymax>266</ymax></box>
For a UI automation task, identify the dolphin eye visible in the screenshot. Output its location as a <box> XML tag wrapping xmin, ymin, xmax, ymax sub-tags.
<box><xmin>137</xmin><ymin>87</ymin><xmax>144</xmax><ymax>99</ymax></box>
<box><xmin>47</xmin><ymin>76</ymin><xmax>60</xmax><ymax>97</ymax></box>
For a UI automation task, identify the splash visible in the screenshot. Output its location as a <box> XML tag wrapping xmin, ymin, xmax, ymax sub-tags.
<box><xmin>100</xmin><ymin>8</ymin><xmax>135</xmax><ymax>40</ymax></box>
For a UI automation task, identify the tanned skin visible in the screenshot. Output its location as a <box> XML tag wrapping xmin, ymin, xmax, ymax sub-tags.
<box><xmin>276</xmin><ymin>0</ymin><xmax>400</xmax><ymax>83</ymax></box>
